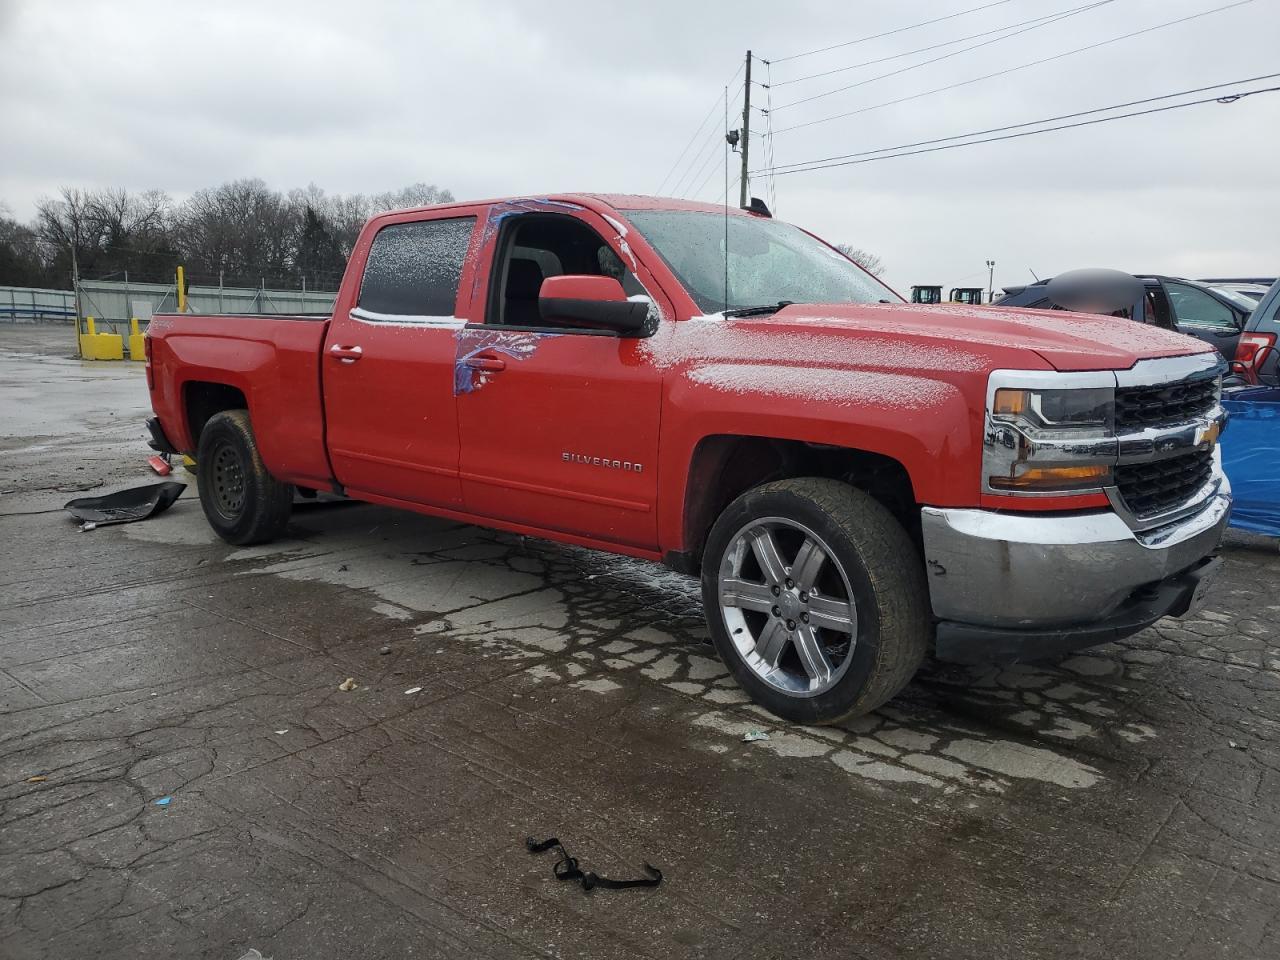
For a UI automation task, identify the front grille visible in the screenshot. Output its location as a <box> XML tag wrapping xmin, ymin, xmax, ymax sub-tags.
<box><xmin>1115</xmin><ymin>377</ymin><xmax>1217</xmax><ymax>429</ymax></box>
<box><xmin>1115</xmin><ymin>449</ymin><xmax>1213</xmax><ymax>519</ymax></box>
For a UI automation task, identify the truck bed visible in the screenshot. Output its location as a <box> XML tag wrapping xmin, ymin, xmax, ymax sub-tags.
<box><xmin>146</xmin><ymin>313</ymin><xmax>335</xmax><ymax>490</ymax></box>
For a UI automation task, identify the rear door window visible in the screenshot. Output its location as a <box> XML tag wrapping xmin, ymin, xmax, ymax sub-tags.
<box><xmin>358</xmin><ymin>217</ymin><xmax>475</xmax><ymax>317</ymax></box>
<box><xmin>1164</xmin><ymin>281</ymin><xmax>1238</xmax><ymax>330</ymax></box>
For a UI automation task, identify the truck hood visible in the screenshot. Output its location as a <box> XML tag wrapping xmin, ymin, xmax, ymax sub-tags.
<box><xmin>733</xmin><ymin>302</ymin><xmax>1212</xmax><ymax>372</ymax></box>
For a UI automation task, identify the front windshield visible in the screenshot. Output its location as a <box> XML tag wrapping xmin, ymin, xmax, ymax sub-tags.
<box><xmin>623</xmin><ymin>210</ymin><xmax>901</xmax><ymax>314</ymax></box>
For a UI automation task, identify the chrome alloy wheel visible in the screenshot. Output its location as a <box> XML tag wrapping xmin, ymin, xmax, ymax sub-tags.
<box><xmin>717</xmin><ymin>517</ymin><xmax>858</xmax><ymax>697</ymax></box>
<box><xmin>210</xmin><ymin>441</ymin><xmax>247</xmax><ymax>519</ymax></box>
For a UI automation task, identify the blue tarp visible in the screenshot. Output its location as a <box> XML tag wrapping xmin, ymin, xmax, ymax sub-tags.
<box><xmin>1221</xmin><ymin>386</ymin><xmax>1280</xmax><ymax>537</ymax></box>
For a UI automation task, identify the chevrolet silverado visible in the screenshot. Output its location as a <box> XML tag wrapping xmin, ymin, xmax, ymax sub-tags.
<box><xmin>144</xmin><ymin>194</ymin><xmax>1231</xmax><ymax>723</ymax></box>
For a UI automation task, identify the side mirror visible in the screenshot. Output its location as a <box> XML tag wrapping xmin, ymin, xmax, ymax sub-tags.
<box><xmin>539</xmin><ymin>275</ymin><xmax>651</xmax><ymax>334</ymax></box>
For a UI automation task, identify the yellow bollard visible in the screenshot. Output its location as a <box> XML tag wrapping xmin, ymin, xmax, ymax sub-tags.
<box><xmin>128</xmin><ymin>318</ymin><xmax>146</xmax><ymax>361</ymax></box>
<box><xmin>79</xmin><ymin>316</ymin><xmax>95</xmax><ymax>359</ymax></box>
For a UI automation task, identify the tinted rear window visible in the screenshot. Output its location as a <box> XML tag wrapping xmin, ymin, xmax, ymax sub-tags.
<box><xmin>359</xmin><ymin>217</ymin><xmax>475</xmax><ymax>316</ymax></box>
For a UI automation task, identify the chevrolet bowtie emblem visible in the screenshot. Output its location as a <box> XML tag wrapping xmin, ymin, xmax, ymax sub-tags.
<box><xmin>1196</xmin><ymin>420</ymin><xmax>1221</xmax><ymax>448</ymax></box>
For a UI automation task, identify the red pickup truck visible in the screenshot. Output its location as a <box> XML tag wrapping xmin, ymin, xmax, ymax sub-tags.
<box><xmin>144</xmin><ymin>194</ymin><xmax>1230</xmax><ymax>724</ymax></box>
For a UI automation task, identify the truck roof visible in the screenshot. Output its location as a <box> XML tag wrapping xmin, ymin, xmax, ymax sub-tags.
<box><xmin>373</xmin><ymin>193</ymin><xmax>754</xmax><ymax>220</ymax></box>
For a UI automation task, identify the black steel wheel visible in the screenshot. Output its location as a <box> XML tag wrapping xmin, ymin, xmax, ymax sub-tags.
<box><xmin>196</xmin><ymin>409</ymin><xmax>292</xmax><ymax>545</ymax></box>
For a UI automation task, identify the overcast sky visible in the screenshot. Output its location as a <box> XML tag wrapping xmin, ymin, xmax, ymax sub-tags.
<box><xmin>1</xmin><ymin>0</ymin><xmax>1276</xmax><ymax>293</ymax></box>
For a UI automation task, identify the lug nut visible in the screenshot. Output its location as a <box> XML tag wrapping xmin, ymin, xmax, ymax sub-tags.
<box><xmin>772</xmin><ymin>606</ymin><xmax>781</xmax><ymax>618</ymax></box>
<box><xmin>771</xmin><ymin>585</ymin><xmax>781</xmax><ymax>597</ymax></box>
<box><xmin>801</xmin><ymin>613</ymin><xmax>809</xmax><ymax>623</ymax></box>
<box><xmin>785</xmin><ymin>578</ymin><xmax>794</xmax><ymax>589</ymax></box>
<box><xmin>799</xmin><ymin>592</ymin><xmax>809</xmax><ymax>603</ymax></box>
<box><xmin>786</xmin><ymin>619</ymin><xmax>796</xmax><ymax>631</ymax></box>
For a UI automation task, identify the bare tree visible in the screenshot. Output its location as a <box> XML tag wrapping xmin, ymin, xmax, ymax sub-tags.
<box><xmin>371</xmin><ymin>183</ymin><xmax>454</xmax><ymax>211</ymax></box>
<box><xmin>174</xmin><ymin>178</ymin><xmax>299</xmax><ymax>286</ymax></box>
<box><xmin>834</xmin><ymin>244</ymin><xmax>886</xmax><ymax>277</ymax></box>
<box><xmin>0</xmin><ymin>208</ymin><xmax>46</xmax><ymax>286</ymax></box>
<box><xmin>9</xmin><ymin>178</ymin><xmax>455</xmax><ymax>291</ymax></box>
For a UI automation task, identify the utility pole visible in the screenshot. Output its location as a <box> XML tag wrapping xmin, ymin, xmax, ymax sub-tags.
<box><xmin>70</xmin><ymin>245</ymin><xmax>81</xmax><ymax>358</ymax></box>
<box><xmin>986</xmin><ymin>260</ymin><xmax>996</xmax><ymax>302</ymax></box>
<box><xmin>739</xmin><ymin>50</ymin><xmax>751</xmax><ymax>209</ymax></box>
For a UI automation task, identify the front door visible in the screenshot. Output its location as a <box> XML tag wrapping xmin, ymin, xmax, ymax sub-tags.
<box><xmin>322</xmin><ymin>212</ymin><xmax>479</xmax><ymax>507</ymax></box>
<box><xmin>455</xmin><ymin>209</ymin><xmax>667</xmax><ymax>549</ymax></box>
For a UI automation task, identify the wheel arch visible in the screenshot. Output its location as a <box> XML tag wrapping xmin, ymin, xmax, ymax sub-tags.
<box><xmin>670</xmin><ymin>434</ymin><xmax>919</xmax><ymax>576</ymax></box>
<box><xmin>184</xmin><ymin>380</ymin><xmax>249</xmax><ymax>450</ymax></box>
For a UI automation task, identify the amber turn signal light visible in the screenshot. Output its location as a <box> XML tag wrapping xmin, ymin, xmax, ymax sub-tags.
<box><xmin>992</xmin><ymin>388</ymin><xmax>1029</xmax><ymax>416</ymax></box>
<box><xmin>989</xmin><ymin>464</ymin><xmax>1111</xmax><ymax>491</ymax></box>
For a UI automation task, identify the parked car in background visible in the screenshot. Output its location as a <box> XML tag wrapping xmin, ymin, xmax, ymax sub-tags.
<box><xmin>1200</xmin><ymin>277</ymin><xmax>1276</xmax><ymax>303</ymax></box>
<box><xmin>996</xmin><ymin>273</ymin><xmax>1254</xmax><ymax>359</ymax></box>
<box><xmin>1230</xmin><ymin>278</ymin><xmax>1280</xmax><ymax>384</ymax></box>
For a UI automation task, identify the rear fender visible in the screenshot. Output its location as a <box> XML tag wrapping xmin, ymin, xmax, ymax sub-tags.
<box><xmin>167</xmin><ymin>335</ymin><xmax>330</xmax><ymax>486</ymax></box>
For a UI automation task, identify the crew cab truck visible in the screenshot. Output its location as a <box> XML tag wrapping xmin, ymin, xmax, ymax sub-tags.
<box><xmin>144</xmin><ymin>194</ymin><xmax>1231</xmax><ymax>725</ymax></box>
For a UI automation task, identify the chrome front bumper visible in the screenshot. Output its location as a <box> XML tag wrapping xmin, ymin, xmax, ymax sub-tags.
<box><xmin>921</xmin><ymin>479</ymin><xmax>1231</xmax><ymax>635</ymax></box>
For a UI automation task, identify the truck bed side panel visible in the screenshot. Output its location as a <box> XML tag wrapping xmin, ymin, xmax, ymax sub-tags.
<box><xmin>147</xmin><ymin>314</ymin><xmax>333</xmax><ymax>488</ymax></box>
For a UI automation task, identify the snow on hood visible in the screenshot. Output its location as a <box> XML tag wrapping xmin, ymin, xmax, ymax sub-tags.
<box><xmin>762</xmin><ymin>302</ymin><xmax>1211</xmax><ymax>372</ymax></box>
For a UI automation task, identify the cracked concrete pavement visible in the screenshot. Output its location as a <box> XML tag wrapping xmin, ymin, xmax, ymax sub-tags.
<box><xmin>3</xmin><ymin>323</ymin><xmax>1280</xmax><ymax>959</ymax></box>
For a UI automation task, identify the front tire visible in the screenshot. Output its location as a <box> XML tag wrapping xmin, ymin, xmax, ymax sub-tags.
<box><xmin>701</xmin><ymin>478</ymin><xmax>929</xmax><ymax>724</ymax></box>
<box><xmin>196</xmin><ymin>409</ymin><xmax>292</xmax><ymax>545</ymax></box>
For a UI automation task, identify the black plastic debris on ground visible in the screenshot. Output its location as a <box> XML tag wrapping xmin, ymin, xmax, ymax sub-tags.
<box><xmin>64</xmin><ymin>481</ymin><xmax>186</xmax><ymax>528</ymax></box>
<box><xmin>526</xmin><ymin>836</ymin><xmax>662</xmax><ymax>892</ymax></box>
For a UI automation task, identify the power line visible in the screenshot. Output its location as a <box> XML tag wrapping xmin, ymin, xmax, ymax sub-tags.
<box><xmin>772</xmin><ymin>0</ymin><xmax>1112</xmax><ymax>112</ymax></box>
<box><xmin>656</xmin><ymin>62</ymin><xmax>746</xmax><ymax>194</ymax></box>
<box><xmin>773</xmin><ymin>0</ymin><xmax>1257</xmax><ymax>134</ymax></box>
<box><xmin>671</xmin><ymin>83</ymin><xmax>745</xmax><ymax>197</ymax></box>
<box><xmin>689</xmin><ymin>105</ymin><xmax>757</xmax><ymax>200</ymax></box>
<box><xmin>770</xmin><ymin>0</ymin><xmax>1114</xmax><ymax>90</ymax></box>
<box><xmin>758</xmin><ymin>84</ymin><xmax>1279</xmax><ymax>177</ymax></box>
<box><xmin>763</xmin><ymin>61</ymin><xmax>778</xmax><ymax>213</ymax></box>
<box><xmin>656</xmin><ymin>96</ymin><xmax>723</xmax><ymax>195</ymax></box>
<box><xmin>756</xmin><ymin>72</ymin><xmax>1280</xmax><ymax>174</ymax></box>
<box><xmin>768</xmin><ymin>0</ymin><xmax>1017</xmax><ymax>64</ymax></box>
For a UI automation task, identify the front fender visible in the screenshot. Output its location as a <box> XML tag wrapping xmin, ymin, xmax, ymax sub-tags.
<box><xmin>656</xmin><ymin>364</ymin><xmax>980</xmax><ymax>552</ymax></box>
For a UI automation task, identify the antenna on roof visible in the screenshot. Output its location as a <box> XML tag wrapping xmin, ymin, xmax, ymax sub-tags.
<box><xmin>1029</xmin><ymin>268</ymin><xmax>1041</xmax><ymax>281</ymax></box>
<box><xmin>724</xmin><ymin>85</ymin><xmax>730</xmax><ymax>311</ymax></box>
<box><xmin>744</xmin><ymin>197</ymin><xmax>772</xmax><ymax>217</ymax></box>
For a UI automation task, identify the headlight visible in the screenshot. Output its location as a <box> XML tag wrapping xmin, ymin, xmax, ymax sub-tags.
<box><xmin>984</xmin><ymin>372</ymin><xmax>1117</xmax><ymax>496</ymax></box>
<box><xmin>991</xmin><ymin>387</ymin><xmax>1114</xmax><ymax>433</ymax></box>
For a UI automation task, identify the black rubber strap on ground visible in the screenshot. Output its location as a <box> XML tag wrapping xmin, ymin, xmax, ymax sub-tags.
<box><xmin>526</xmin><ymin>836</ymin><xmax>662</xmax><ymax>891</ymax></box>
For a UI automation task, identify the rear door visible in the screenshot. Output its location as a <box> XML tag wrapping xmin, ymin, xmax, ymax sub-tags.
<box><xmin>454</xmin><ymin>207</ymin><xmax>669</xmax><ymax>550</ymax></box>
<box><xmin>322</xmin><ymin>210</ymin><xmax>481</xmax><ymax>507</ymax></box>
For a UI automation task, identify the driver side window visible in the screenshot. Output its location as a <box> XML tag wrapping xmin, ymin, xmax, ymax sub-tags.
<box><xmin>488</xmin><ymin>214</ymin><xmax>648</xmax><ymax>329</ymax></box>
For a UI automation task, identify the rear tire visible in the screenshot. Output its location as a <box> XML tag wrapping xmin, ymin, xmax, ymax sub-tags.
<box><xmin>701</xmin><ymin>477</ymin><xmax>929</xmax><ymax>724</ymax></box>
<box><xmin>196</xmin><ymin>409</ymin><xmax>292</xmax><ymax>545</ymax></box>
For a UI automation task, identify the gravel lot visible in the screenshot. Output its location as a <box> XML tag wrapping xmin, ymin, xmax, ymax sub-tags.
<box><xmin>2</xmin><ymin>324</ymin><xmax>1278</xmax><ymax>959</ymax></box>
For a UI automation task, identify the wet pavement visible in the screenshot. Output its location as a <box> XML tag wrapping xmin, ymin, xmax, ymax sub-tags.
<box><xmin>2</xmin><ymin>323</ymin><xmax>1279</xmax><ymax>959</ymax></box>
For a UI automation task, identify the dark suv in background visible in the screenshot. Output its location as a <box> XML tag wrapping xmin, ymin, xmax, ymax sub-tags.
<box><xmin>996</xmin><ymin>274</ymin><xmax>1256</xmax><ymax>359</ymax></box>
<box><xmin>1232</xmin><ymin>279</ymin><xmax>1280</xmax><ymax>384</ymax></box>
